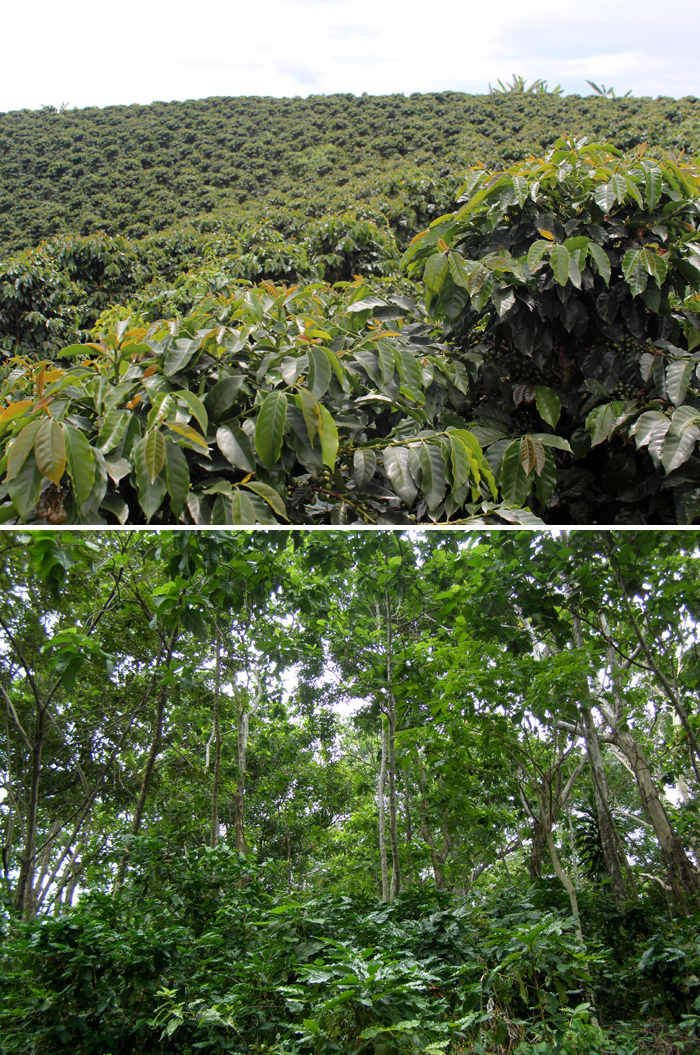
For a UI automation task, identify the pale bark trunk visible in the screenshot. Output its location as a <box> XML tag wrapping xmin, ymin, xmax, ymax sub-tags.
<box><xmin>115</xmin><ymin>681</ymin><xmax>167</xmax><ymax>889</ymax></box>
<box><xmin>377</xmin><ymin>720</ymin><xmax>389</xmax><ymax>901</ymax></box>
<box><xmin>210</xmin><ymin>625</ymin><xmax>222</xmax><ymax>849</ymax></box>
<box><xmin>233</xmin><ymin>672</ymin><xmax>263</xmax><ymax>856</ymax></box>
<box><xmin>385</xmin><ymin>587</ymin><xmax>401</xmax><ymax>900</ymax></box>
<box><xmin>609</xmin><ymin>725</ymin><xmax>700</xmax><ymax>914</ymax></box>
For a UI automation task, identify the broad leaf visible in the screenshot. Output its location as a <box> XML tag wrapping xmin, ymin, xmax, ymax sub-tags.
<box><xmin>243</xmin><ymin>481</ymin><xmax>288</xmax><ymax>520</ymax></box>
<box><xmin>34</xmin><ymin>417</ymin><xmax>66</xmax><ymax>486</ymax></box>
<box><xmin>5</xmin><ymin>419</ymin><xmax>41</xmax><ymax>482</ymax></box>
<box><xmin>216</xmin><ymin>423</ymin><xmax>256</xmax><ymax>473</ymax></box>
<box><xmin>419</xmin><ymin>442</ymin><xmax>447</xmax><ymax>512</ymax></box>
<box><xmin>63</xmin><ymin>424</ymin><xmax>96</xmax><ymax>509</ymax></box>
<box><xmin>7</xmin><ymin>450</ymin><xmax>43</xmax><ymax>519</ymax></box>
<box><xmin>255</xmin><ymin>391</ymin><xmax>288</xmax><ymax>469</ymax></box>
<box><xmin>534</xmin><ymin>386</ymin><xmax>561</xmax><ymax>429</ymax></box>
<box><xmin>203</xmin><ymin>374</ymin><xmax>245</xmax><ymax>419</ymax></box>
<box><xmin>164</xmin><ymin>438</ymin><xmax>190</xmax><ymax>518</ymax></box>
<box><xmin>383</xmin><ymin>447</ymin><xmax>418</xmax><ymax>507</ymax></box>
<box><xmin>308</xmin><ymin>347</ymin><xmax>332</xmax><ymax>399</ymax></box>
<box><xmin>549</xmin><ymin>245</ymin><xmax>570</xmax><ymax>285</ymax></box>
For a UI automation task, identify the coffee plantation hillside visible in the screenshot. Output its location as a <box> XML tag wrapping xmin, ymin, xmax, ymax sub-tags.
<box><xmin>2</xmin><ymin>91</ymin><xmax>700</xmax><ymax>252</ymax></box>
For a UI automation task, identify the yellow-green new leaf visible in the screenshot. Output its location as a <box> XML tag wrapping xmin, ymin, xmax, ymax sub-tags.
<box><xmin>243</xmin><ymin>481</ymin><xmax>289</xmax><ymax>521</ymax></box>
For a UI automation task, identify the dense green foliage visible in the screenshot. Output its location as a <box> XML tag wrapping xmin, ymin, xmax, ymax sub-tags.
<box><xmin>3</xmin><ymin>92</ymin><xmax>700</xmax><ymax>522</ymax></box>
<box><xmin>3</xmin><ymin>93</ymin><xmax>700</xmax><ymax>253</ymax></box>
<box><xmin>2</xmin><ymin>530</ymin><xmax>700</xmax><ymax>1052</ymax></box>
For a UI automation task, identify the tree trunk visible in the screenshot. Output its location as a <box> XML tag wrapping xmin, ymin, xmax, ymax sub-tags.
<box><xmin>402</xmin><ymin>771</ymin><xmax>414</xmax><ymax>888</ymax></box>
<box><xmin>377</xmin><ymin>719</ymin><xmax>389</xmax><ymax>902</ymax></box>
<box><xmin>210</xmin><ymin>625</ymin><xmax>222</xmax><ymax>849</ymax></box>
<box><xmin>582</xmin><ymin>704</ymin><xmax>637</xmax><ymax>903</ymax></box>
<box><xmin>529</xmin><ymin>817</ymin><xmax>547</xmax><ymax>881</ymax></box>
<box><xmin>233</xmin><ymin>672</ymin><xmax>263</xmax><ymax>856</ymax></box>
<box><xmin>13</xmin><ymin>705</ymin><xmax>46</xmax><ymax>917</ymax></box>
<box><xmin>114</xmin><ymin>681</ymin><xmax>167</xmax><ymax>889</ymax></box>
<box><xmin>384</xmin><ymin>587</ymin><xmax>401</xmax><ymax>900</ymax></box>
<box><xmin>609</xmin><ymin>725</ymin><xmax>700</xmax><ymax>914</ymax></box>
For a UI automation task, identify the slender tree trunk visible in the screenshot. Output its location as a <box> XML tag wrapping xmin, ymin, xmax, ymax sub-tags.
<box><xmin>210</xmin><ymin>625</ymin><xmax>222</xmax><ymax>849</ymax></box>
<box><xmin>377</xmin><ymin>720</ymin><xmax>389</xmax><ymax>901</ymax></box>
<box><xmin>402</xmin><ymin>771</ymin><xmax>414</xmax><ymax>888</ymax></box>
<box><xmin>419</xmin><ymin>770</ymin><xmax>449</xmax><ymax>891</ymax></box>
<box><xmin>582</xmin><ymin>704</ymin><xmax>637</xmax><ymax>902</ymax></box>
<box><xmin>385</xmin><ymin>587</ymin><xmax>401</xmax><ymax>900</ymax></box>
<box><xmin>608</xmin><ymin>725</ymin><xmax>700</xmax><ymax>914</ymax></box>
<box><xmin>14</xmin><ymin>705</ymin><xmax>46</xmax><ymax>917</ymax></box>
<box><xmin>529</xmin><ymin>817</ymin><xmax>548</xmax><ymax>881</ymax></box>
<box><xmin>115</xmin><ymin>681</ymin><xmax>167</xmax><ymax>889</ymax></box>
<box><xmin>571</xmin><ymin>608</ymin><xmax>635</xmax><ymax>904</ymax></box>
<box><xmin>233</xmin><ymin>672</ymin><xmax>262</xmax><ymax>856</ymax></box>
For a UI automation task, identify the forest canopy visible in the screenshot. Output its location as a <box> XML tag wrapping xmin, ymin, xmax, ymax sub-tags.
<box><xmin>1</xmin><ymin>528</ymin><xmax>700</xmax><ymax>1053</ymax></box>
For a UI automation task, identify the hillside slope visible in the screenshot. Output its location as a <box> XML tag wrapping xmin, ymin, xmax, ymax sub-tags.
<box><xmin>2</xmin><ymin>91</ymin><xmax>700</xmax><ymax>251</ymax></box>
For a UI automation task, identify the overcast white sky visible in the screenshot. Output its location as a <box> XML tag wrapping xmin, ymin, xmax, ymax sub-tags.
<box><xmin>2</xmin><ymin>0</ymin><xmax>699</xmax><ymax>113</ymax></box>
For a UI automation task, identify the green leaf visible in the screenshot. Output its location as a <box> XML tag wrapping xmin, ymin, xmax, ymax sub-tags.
<box><xmin>419</xmin><ymin>442</ymin><xmax>447</xmax><ymax>512</ymax></box>
<box><xmin>587</xmin><ymin>242</ymin><xmax>611</xmax><ymax>286</ymax></box>
<box><xmin>307</xmin><ymin>347</ymin><xmax>332</xmax><ymax>399</ymax></box>
<box><xmin>298</xmin><ymin>387</ymin><xmax>322</xmax><ymax>446</ymax></box>
<box><xmin>175</xmin><ymin>389</ymin><xmax>208</xmax><ymax>436</ymax></box>
<box><xmin>230</xmin><ymin>489</ymin><xmax>257</xmax><ymax>524</ymax></box>
<box><xmin>216</xmin><ymin>423</ymin><xmax>256</xmax><ymax>472</ymax></box>
<box><xmin>549</xmin><ymin>245</ymin><xmax>570</xmax><ymax>285</ymax></box>
<box><xmin>498</xmin><ymin>441</ymin><xmax>532</xmax><ymax>506</ymax></box>
<box><xmin>527</xmin><ymin>239</ymin><xmax>551</xmax><ymax>271</ymax></box>
<box><xmin>142</xmin><ymin>428</ymin><xmax>166</xmax><ymax>484</ymax></box>
<box><xmin>7</xmin><ymin>450</ymin><xmax>42</xmax><ymax>519</ymax></box>
<box><xmin>164</xmin><ymin>337</ymin><xmax>199</xmax><ymax>377</ymax></box>
<box><xmin>96</xmin><ymin>408</ymin><xmax>129</xmax><ymax>453</ymax></box>
<box><xmin>5</xmin><ymin>419</ymin><xmax>41</xmax><ymax>482</ymax></box>
<box><xmin>449</xmin><ymin>434</ymin><xmax>470</xmax><ymax>491</ymax></box>
<box><xmin>383</xmin><ymin>447</ymin><xmax>418</xmax><ymax>507</ymax></box>
<box><xmin>164</xmin><ymin>422</ymin><xmax>209</xmax><ymax>453</ymax></box>
<box><xmin>63</xmin><ymin>424</ymin><xmax>96</xmax><ymax>510</ymax></box>
<box><xmin>622</xmin><ymin>249</ymin><xmax>649</xmax><ymax>297</ymax></box>
<box><xmin>492</xmin><ymin>286</ymin><xmax>516</xmax><ymax>318</ymax></box>
<box><xmin>353</xmin><ymin>448</ymin><xmax>377</xmax><ymax>490</ymax></box>
<box><xmin>377</xmin><ymin>341</ymin><xmax>396</xmax><ymax>386</ymax></box>
<box><xmin>585</xmin><ymin>403</ymin><xmax>617</xmax><ymax>446</ymax></box>
<box><xmin>34</xmin><ymin>417</ymin><xmax>66</xmax><ymax>486</ymax></box>
<box><xmin>662</xmin><ymin>424</ymin><xmax>699</xmax><ymax>473</ymax></box>
<box><xmin>204</xmin><ymin>375</ymin><xmax>245</xmax><ymax>420</ymax></box>
<box><xmin>594</xmin><ymin>181</ymin><xmax>616</xmax><ymax>213</ymax></box>
<box><xmin>319</xmin><ymin>406</ymin><xmax>339</xmax><ymax>470</ymax></box>
<box><xmin>630</xmin><ymin>410</ymin><xmax>670</xmax><ymax>447</ymax></box>
<box><xmin>133</xmin><ymin>437</ymin><xmax>168</xmax><ymax>522</ymax></box>
<box><xmin>534</xmin><ymin>386</ymin><xmax>561</xmax><ymax>429</ymax></box>
<box><xmin>255</xmin><ymin>391</ymin><xmax>288</xmax><ymax>469</ymax></box>
<box><xmin>423</xmin><ymin>253</ymin><xmax>449</xmax><ymax>293</ymax></box>
<box><xmin>243</xmin><ymin>481</ymin><xmax>288</xmax><ymax>520</ymax></box>
<box><xmin>666</xmin><ymin>359</ymin><xmax>694</xmax><ymax>406</ymax></box>
<box><xmin>164</xmin><ymin>438</ymin><xmax>190</xmax><ymax>519</ymax></box>
<box><xmin>611</xmin><ymin>173</ymin><xmax>628</xmax><ymax>204</ymax></box>
<box><xmin>644</xmin><ymin>164</ymin><xmax>663</xmax><ymax>211</ymax></box>
<box><xmin>534</xmin><ymin>448</ymin><xmax>557</xmax><ymax>506</ymax></box>
<box><xmin>448</xmin><ymin>252</ymin><xmax>475</xmax><ymax>289</ymax></box>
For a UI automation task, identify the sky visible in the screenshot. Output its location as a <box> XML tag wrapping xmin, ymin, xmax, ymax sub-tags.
<box><xmin>2</xmin><ymin>0</ymin><xmax>699</xmax><ymax>113</ymax></box>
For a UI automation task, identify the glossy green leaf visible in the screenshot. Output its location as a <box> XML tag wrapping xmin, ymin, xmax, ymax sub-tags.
<box><xmin>96</xmin><ymin>408</ymin><xmax>129</xmax><ymax>454</ymax></box>
<box><xmin>534</xmin><ymin>448</ymin><xmax>557</xmax><ymax>506</ymax></box>
<box><xmin>255</xmin><ymin>391</ymin><xmax>288</xmax><ymax>469</ymax></box>
<box><xmin>644</xmin><ymin>164</ymin><xmax>663</xmax><ymax>211</ymax></box>
<box><xmin>216</xmin><ymin>423</ymin><xmax>256</xmax><ymax>472</ymax></box>
<box><xmin>5</xmin><ymin>419</ymin><xmax>41</xmax><ymax>482</ymax></box>
<box><xmin>527</xmin><ymin>239</ymin><xmax>551</xmax><ymax>271</ymax></box>
<box><xmin>586</xmin><ymin>242</ymin><xmax>611</xmax><ymax>286</ymax></box>
<box><xmin>164</xmin><ymin>422</ymin><xmax>209</xmax><ymax>453</ymax></box>
<box><xmin>34</xmin><ymin>417</ymin><xmax>66</xmax><ymax>486</ymax></box>
<box><xmin>661</xmin><ymin>424</ymin><xmax>699</xmax><ymax>473</ymax></box>
<box><xmin>307</xmin><ymin>347</ymin><xmax>332</xmax><ymax>399</ymax></box>
<box><xmin>498</xmin><ymin>441</ymin><xmax>532</xmax><ymax>505</ymax></box>
<box><xmin>423</xmin><ymin>253</ymin><xmax>449</xmax><ymax>293</ymax></box>
<box><xmin>549</xmin><ymin>245</ymin><xmax>570</xmax><ymax>286</ymax></box>
<box><xmin>448</xmin><ymin>252</ymin><xmax>475</xmax><ymax>289</ymax></box>
<box><xmin>383</xmin><ymin>447</ymin><xmax>418</xmax><ymax>507</ymax></box>
<box><xmin>353</xmin><ymin>448</ymin><xmax>377</xmax><ymax>490</ymax></box>
<box><xmin>63</xmin><ymin>424</ymin><xmax>96</xmax><ymax>509</ymax></box>
<box><xmin>175</xmin><ymin>389</ymin><xmax>208</xmax><ymax>436</ymax></box>
<box><xmin>534</xmin><ymin>386</ymin><xmax>561</xmax><ymax>429</ymax></box>
<box><xmin>142</xmin><ymin>428</ymin><xmax>166</xmax><ymax>484</ymax></box>
<box><xmin>585</xmin><ymin>403</ymin><xmax>617</xmax><ymax>446</ymax></box>
<box><xmin>7</xmin><ymin>450</ymin><xmax>43</xmax><ymax>519</ymax></box>
<box><xmin>164</xmin><ymin>438</ymin><xmax>190</xmax><ymax>519</ymax></box>
<box><xmin>230</xmin><ymin>489</ymin><xmax>257</xmax><ymax>524</ymax></box>
<box><xmin>419</xmin><ymin>442</ymin><xmax>446</xmax><ymax>512</ymax></box>
<box><xmin>622</xmin><ymin>249</ymin><xmax>649</xmax><ymax>297</ymax></box>
<box><xmin>133</xmin><ymin>437</ymin><xmax>168</xmax><ymax>522</ymax></box>
<box><xmin>164</xmin><ymin>337</ymin><xmax>199</xmax><ymax>377</ymax></box>
<box><xmin>243</xmin><ymin>481</ymin><xmax>288</xmax><ymax>520</ymax></box>
<box><xmin>319</xmin><ymin>406</ymin><xmax>339</xmax><ymax>470</ymax></box>
<box><xmin>204</xmin><ymin>375</ymin><xmax>245</xmax><ymax>420</ymax></box>
<box><xmin>594</xmin><ymin>181</ymin><xmax>616</xmax><ymax>213</ymax></box>
<box><xmin>666</xmin><ymin>359</ymin><xmax>694</xmax><ymax>407</ymax></box>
